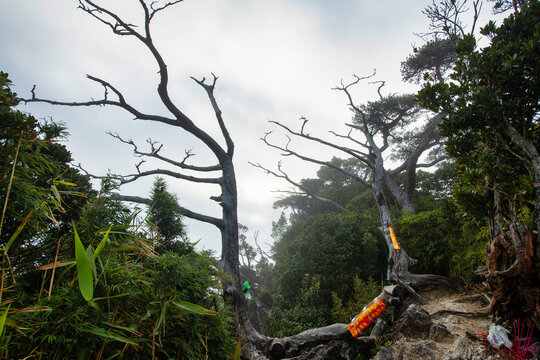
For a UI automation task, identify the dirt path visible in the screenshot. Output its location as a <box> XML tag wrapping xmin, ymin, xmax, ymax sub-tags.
<box><xmin>377</xmin><ymin>287</ymin><xmax>516</xmax><ymax>360</ymax></box>
<box><xmin>422</xmin><ymin>287</ymin><xmax>492</xmax><ymax>338</ymax></box>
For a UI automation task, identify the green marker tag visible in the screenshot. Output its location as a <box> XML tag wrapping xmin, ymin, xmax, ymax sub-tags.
<box><xmin>243</xmin><ymin>281</ymin><xmax>250</xmax><ymax>295</ymax></box>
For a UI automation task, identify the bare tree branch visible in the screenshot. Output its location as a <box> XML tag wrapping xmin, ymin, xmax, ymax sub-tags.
<box><xmin>118</xmin><ymin>194</ymin><xmax>224</xmax><ymax>228</ymax></box>
<box><xmin>107</xmin><ymin>132</ymin><xmax>221</xmax><ymax>172</ymax></box>
<box><xmin>191</xmin><ymin>74</ymin><xmax>235</xmax><ymax>157</ymax></box>
<box><xmin>416</xmin><ymin>156</ymin><xmax>448</xmax><ymax>168</ymax></box>
<box><xmin>329</xmin><ymin>128</ymin><xmax>371</xmax><ymax>151</ymax></box>
<box><xmin>268</xmin><ymin>119</ymin><xmax>373</xmax><ymax>167</ymax></box>
<box><xmin>148</xmin><ymin>0</ymin><xmax>184</xmax><ymax>21</ymax></box>
<box><xmin>79</xmin><ymin>0</ymin><xmax>145</xmax><ymax>39</ymax></box>
<box><xmin>25</xmin><ymin>76</ymin><xmax>180</xmax><ymax>127</ymax></box>
<box><xmin>109</xmin><ymin>168</ymin><xmax>222</xmax><ymax>186</ymax></box>
<box><xmin>420</xmin><ymin>0</ymin><xmax>482</xmax><ymax>39</ymax></box>
<box><xmin>389</xmin><ymin>114</ymin><xmax>444</xmax><ymax>176</ymax></box>
<box><xmin>261</xmin><ymin>131</ymin><xmax>372</xmax><ymax>188</ymax></box>
<box><xmin>253</xmin><ymin>231</ymin><xmax>274</xmax><ymax>261</ymax></box>
<box><xmin>250</xmin><ymin>161</ymin><xmax>345</xmax><ymax>211</ymax></box>
<box><xmin>332</xmin><ymin>70</ymin><xmax>377</xmax><ymax>114</ymax></box>
<box><xmin>369</xmin><ymin>80</ymin><xmax>386</xmax><ymax>100</ymax></box>
<box><xmin>21</xmin><ymin>0</ymin><xmax>267</xmax><ymax>349</ymax></box>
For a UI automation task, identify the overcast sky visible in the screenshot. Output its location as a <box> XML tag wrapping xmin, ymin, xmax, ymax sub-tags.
<box><xmin>0</xmin><ymin>0</ymin><xmax>494</xmax><ymax>254</ymax></box>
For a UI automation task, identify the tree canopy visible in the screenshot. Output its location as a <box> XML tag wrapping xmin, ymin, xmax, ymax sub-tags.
<box><xmin>418</xmin><ymin>1</ymin><xmax>539</xmax><ymax>324</ymax></box>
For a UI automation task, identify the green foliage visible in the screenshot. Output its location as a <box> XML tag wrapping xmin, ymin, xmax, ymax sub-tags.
<box><xmin>416</xmin><ymin>5</ymin><xmax>540</xmax><ymax>324</ymax></box>
<box><xmin>396</xmin><ymin>199</ymin><xmax>487</xmax><ymax>281</ymax></box>
<box><xmin>147</xmin><ymin>177</ymin><xmax>190</xmax><ymax>255</ymax></box>
<box><xmin>396</xmin><ymin>202</ymin><xmax>456</xmax><ymax>276</ymax></box>
<box><xmin>401</xmin><ymin>38</ymin><xmax>457</xmax><ymax>83</ymax></box>
<box><xmin>0</xmin><ymin>74</ymin><xmax>236</xmax><ymax>359</ymax></box>
<box><xmin>73</xmin><ymin>224</ymin><xmax>94</xmax><ymax>301</ymax></box>
<box><xmin>2</xmin><ymin>216</ymin><xmax>236</xmax><ymax>359</ymax></box>
<box><xmin>413</xmin><ymin>163</ymin><xmax>456</xmax><ymax>211</ymax></box>
<box><xmin>330</xmin><ymin>276</ymin><xmax>381</xmax><ymax>324</ymax></box>
<box><xmin>273</xmin><ymin>212</ymin><xmax>384</xmax><ymax>307</ymax></box>
<box><xmin>448</xmin><ymin>222</ymin><xmax>489</xmax><ymax>281</ymax></box>
<box><xmin>266</xmin><ymin>275</ymin><xmax>328</xmax><ymax>337</ymax></box>
<box><xmin>0</xmin><ymin>72</ymin><xmax>93</xmax><ymax>272</ymax></box>
<box><xmin>273</xmin><ymin>157</ymin><xmax>371</xmax><ymax>222</ymax></box>
<box><xmin>354</xmin><ymin>95</ymin><xmax>420</xmax><ymax>145</ymax></box>
<box><xmin>418</xmin><ymin>3</ymin><xmax>539</xmax><ymax>224</ymax></box>
<box><xmin>268</xmin><ymin>205</ymin><xmax>386</xmax><ymax>335</ymax></box>
<box><xmin>488</xmin><ymin>0</ymin><xmax>530</xmax><ymax>13</ymax></box>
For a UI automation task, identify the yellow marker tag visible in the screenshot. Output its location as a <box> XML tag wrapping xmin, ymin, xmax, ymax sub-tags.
<box><xmin>388</xmin><ymin>226</ymin><xmax>400</xmax><ymax>250</ymax></box>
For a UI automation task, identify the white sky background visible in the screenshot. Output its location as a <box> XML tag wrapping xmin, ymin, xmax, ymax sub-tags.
<box><xmin>0</xmin><ymin>0</ymin><xmax>496</xmax><ymax>255</ymax></box>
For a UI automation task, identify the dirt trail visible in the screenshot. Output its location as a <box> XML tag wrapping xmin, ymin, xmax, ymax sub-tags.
<box><xmin>380</xmin><ymin>287</ymin><xmax>516</xmax><ymax>360</ymax></box>
<box><xmin>421</xmin><ymin>287</ymin><xmax>492</xmax><ymax>338</ymax></box>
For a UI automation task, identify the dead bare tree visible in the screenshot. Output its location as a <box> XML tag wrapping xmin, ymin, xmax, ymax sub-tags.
<box><xmin>23</xmin><ymin>0</ymin><xmax>268</xmax><ymax>352</ymax></box>
<box><xmin>255</xmin><ymin>74</ymin><xmax>452</xmax><ymax>301</ymax></box>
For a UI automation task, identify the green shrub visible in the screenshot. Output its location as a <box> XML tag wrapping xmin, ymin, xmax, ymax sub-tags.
<box><xmin>2</xmin><ymin>233</ymin><xmax>236</xmax><ymax>359</ymax></box>
<box><xmin>330</xmin><ymin>276</ymin><xmax>381</xmax><ymax>324</ymax></box>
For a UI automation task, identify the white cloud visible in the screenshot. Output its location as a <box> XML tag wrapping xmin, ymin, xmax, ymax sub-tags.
<box><xmin>2</xmin><ymin>0</ymin><xmax>446</xmax><ymax>254</ymax></box>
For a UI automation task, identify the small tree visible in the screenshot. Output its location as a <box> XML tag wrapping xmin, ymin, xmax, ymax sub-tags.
<box><xmin>147</xmin><ymin>177</ymin><xmax>190</xmax><ymax>254</ymax></box>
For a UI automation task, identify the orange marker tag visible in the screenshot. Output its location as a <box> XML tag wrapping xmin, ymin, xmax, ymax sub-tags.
<box><xmin>348</xmin><ymin>298</ymin><xmax>387</xmax><ymax>337</ymax></box>
<box><xmin>348</xmin><ymin>323</ymin><xmax>360</xmax><ymax>338</ymax></box>
<box><xmin>388</xmin><ymin>226</ymin><xmax>400</xmax><ymax>250</ymax></box>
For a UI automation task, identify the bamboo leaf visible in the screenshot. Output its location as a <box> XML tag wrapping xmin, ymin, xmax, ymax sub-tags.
<box><xmin>37</xmin><ymin>260</ymin><xmax>75</xmax><ymax>271</ymax></box>
<box><xmin>88</xmin><ymin>301</ymin><xmax>103</xmax><ymax>322</ymax></box>
<box><xmin>0</xmin><ymin>305</ymin><xmax>10</xmax><ymax>343</ymax></box>
<box><xmin>40</xmin><ymin>203</ymin><xmax>59</xmax><ymax>225</ymax></box>
<box><xmin>86</xmin><ymin>246</ymin><xmax>97</xmax><ymax>280</ymax></box>
<box><xmin>94</xmin><ymin>226</ymin><xmax>111</xmax><ymax>259</ymax></box>
<box><xmin>101</xmin><ymin>322</ymin><xmax>138</xmax><ymax>334</ymax></box>
<box><xmin>51</xmin><ymin>184</ymin><xmax>62</xmax><ymax>204</ymax></box>
<box><xmin>92</xmin><ymin>293</ymin><xmax>128</xmax><ymax>302</ymax></box>
<box><xmin>83</xmin><ymin>326</ymin><xmax>138</xmax><ymax>346</ymax></box>
<box><xmin>12</xmin><ymin>306</ymin><xmax>51</xmax><ymax>314</ymax></box>
<box><xmin>74</xmin><ymin>224</ymin><xmax>93</xmax><ymax>301</ymax></box>
<box><xmin>5</xmin><ymin>212</ymin><xmax>32</xmax><ymax>253</ymax></box>
<box><xmin>156</xmin><ymin>301</ymin><xmax>169</xmax><ymax>335</ymax></box>
<box><xmin>112</xmin><ymin>246</ymin><xmax>140</xmax><ymax>252</ymax></box>
<box><xmin>172</xmin><ymin>300</ymin><xmax>216</xmax><ymax>316</ymax></box>
<box><xmin>55</xmin><ymin>180</ymin><xmax>77</xmax><ymax>187</ymax></box>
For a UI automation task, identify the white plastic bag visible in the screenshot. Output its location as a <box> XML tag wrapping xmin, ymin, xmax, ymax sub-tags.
<box><xmin>487</xmin><ymin>323</ymin><xmax>513</xmax><ymax>349</ymax></box>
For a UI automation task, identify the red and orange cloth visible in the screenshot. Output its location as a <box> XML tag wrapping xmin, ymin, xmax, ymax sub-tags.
<box><xmin>348</xmin><ymin>298</ymin><xmax>387</xmax><ymax>338</ymax></box>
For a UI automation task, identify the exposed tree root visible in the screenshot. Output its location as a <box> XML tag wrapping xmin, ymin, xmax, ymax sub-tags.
<box><xmin>431</xmin><ymin>307</ymin><xmax>490</xmax><ymax>318</ymax></box>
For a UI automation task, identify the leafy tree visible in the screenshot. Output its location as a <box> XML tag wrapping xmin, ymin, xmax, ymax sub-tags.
<box><xmin>256</xmin><ymin>75</ymin><xmax>453</xmax><ymax>305</ymax></box>
<box><xmin>0</xmin><ymin>72</ymin><xmax>92</xmax><ymax>272</ymax></box>
<box><xmin>401</xmin><ymin>38</ymin><xmax>457</xmax><ymax>83</ymax></box>
<box><xmin>266</xmin><ymin>275</ymin><xmax>327</xmax><ymax>337</ymax></box>
<box><xmin>488</xmin><ymin>0</ymin><xmax>531</xmax><ymax>13</ymax></box>
<box><xmin>271</xmin><ymin>157</ymin><xmax>369</xmax><ymax>222</ymax></box>
<box><xmin>147</xmin><ymin>177</ymin><xmax>190</xmax><ymax>254</ymax></box>
<box><xmin>418</xmin><ymin>1</ymin><xmax>539</xmax><ymax>323</ymax></box>
<box><xmin>397</xmin><ymin>200</ymin><xmax>463</xmax><ymax>276</ymax></box>
<box><xmin>269</xmin><ymin>206</ymin><xmax>386</xmax><ymax>333</ymax></box>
